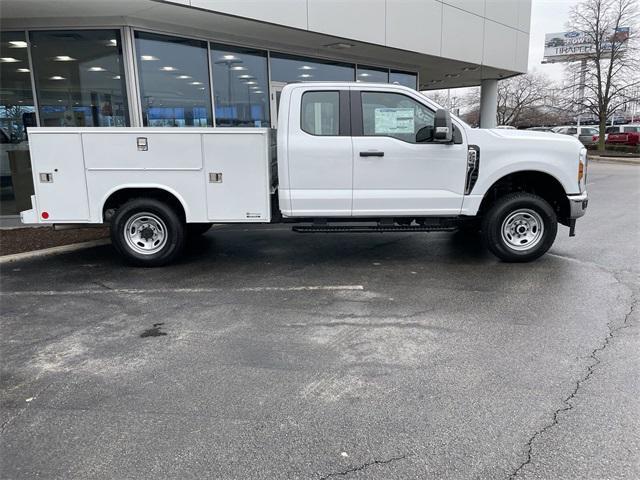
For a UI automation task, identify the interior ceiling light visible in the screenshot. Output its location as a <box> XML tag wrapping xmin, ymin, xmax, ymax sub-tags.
<box><xmin>323</xmin><ymin>42</ymin><xmax>354</xmax><ymax>49</ymax></box>
<box><xmin>9</xmin><ymin>41</ymin><xmax>28</xmax><ymax>48</ymax></box>
<box><xmin>359</xmin><ymin>73</ymin><xmax>370</xmax><ymax>77</ymax></box>
<box><xmin>112</xmin><ymin>75</ymin><xmax>121</xmax><ymax>79</ymax></box>
<box><xmin>176</xmin><ymin>75</ymin><xmax>192</xmax><ymax>79</ymax></box>
<box><xmin>16</xmin><ymin>68</ymin><xmax>30</xmax><ymax>72</ymax></box>
<box><xmin>253</xmin><ymin>91</ymin><xmax>263</xmax><ymax>94</ymax></box>
<box><xmin>222</xmin><ymin>54</ymin><xmax>237</xmax><ymax>60</ymax></box>
<box><xmin>141</xmin><ymin>55</ymin><xmax>158</xmax><ymax>61</ymax></box>
<box><xmin>238</xmin><ymin>74</ymin><xmax>253</xmax><ymax>79</ymax></box>
<box><xmin>161</xmin><ymin>66</ymin><xmax>176</xmax><ymax>71</ymax></box>
<box><xmin>244</xmin><ymin>81</ymin><xmax>257</xmax><ymax>85</ymax></box>
<box><xmin>299</xmin><ymin>65</ymin><xmax>314</xmax><ymax>70</ymax></box>
<box><xmin>49</xmin><ymin>75</ymin><xmax>65</xmax><ymax>80</ymax></box>
<box><xmin>230</xmin><ymin>66</ymin><xmax>246</xmax><ymax>71</ymax></box>
<box><xmin>107</xmin><ymin>39</ymin><xmax>117</xmax><ymax>47</ymax></box>
<box><xmin>53</xmin><ymin>55</ymin><xmax>75</xmax><ymax>61</ymax></box>
<box><xmin>88</xmin><ymin>66</ymin><xmax>106</xmax><ymax>72</ymax></box>
<box><xmin>189</xmin><ymin>81</ymin><xmax>203</xmax><ymax>85</ymax></box>
<box><xmin>1</xmin><ymin>57</ymin><xmax>20</xmax><ymax>63</ymax></box>
<box><xmin>299</xmin><ymin>74</ymin><xmax>312</xmax><ymax>78</ymax></box>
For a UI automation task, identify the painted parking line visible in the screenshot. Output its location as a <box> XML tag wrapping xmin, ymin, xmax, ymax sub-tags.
<box><xmin>1</xmin><ymin>285</ymin><xmax>365</xmax><ymax>297</ymax></box>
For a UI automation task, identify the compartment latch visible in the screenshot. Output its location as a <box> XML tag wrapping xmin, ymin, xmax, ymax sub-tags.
<box><xmin>137</xmin><ymin>137</ymin><xmax>148</xmax><ymax>151</ymax></box>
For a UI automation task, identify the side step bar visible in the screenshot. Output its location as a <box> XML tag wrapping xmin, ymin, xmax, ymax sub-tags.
<box><xmin>292</xmin><ymin>225</ymin><xmax>457</xmax><ymax>233</ymax></box>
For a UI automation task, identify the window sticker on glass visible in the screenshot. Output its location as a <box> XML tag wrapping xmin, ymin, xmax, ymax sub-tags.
<box><xmin>374</xmin><ymin>108</ymin><xmax>414</xmax><ymax>134</ymax></box>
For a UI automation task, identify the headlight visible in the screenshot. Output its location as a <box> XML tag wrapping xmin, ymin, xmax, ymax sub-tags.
<box><xmin>578</xmin><ymin>148</ymin><xmax>587</xmax><ymax>191</ymax></box>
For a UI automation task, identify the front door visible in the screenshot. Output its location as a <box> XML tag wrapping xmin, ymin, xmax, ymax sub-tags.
<box><xmin>351</xmin><ymin>89</ymin><xmax>468</xmax><ymax>216</ymax></box>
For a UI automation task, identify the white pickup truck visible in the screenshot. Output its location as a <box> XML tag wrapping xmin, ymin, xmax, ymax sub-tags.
<box><xmin>21</xmin><ymin>82</ymin><xmax>588</xmax><ymax>266</ymax></box>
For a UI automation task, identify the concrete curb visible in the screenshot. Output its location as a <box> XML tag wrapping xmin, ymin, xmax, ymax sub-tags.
<box><xmin>588</xmin><ymin>156</ymin><xmax>640</xmax><ymax>166</ymax></box>
<box><xmin>0</xmin><ymin>238</ymin><xmax>110</xmax><ymax>264</ymax></box>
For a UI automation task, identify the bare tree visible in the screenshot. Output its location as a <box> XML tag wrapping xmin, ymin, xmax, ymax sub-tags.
<box><xmin>495</xmin><ymin>73</ymin><xmax>554</xmax><ymax>126</ymax></box>
<box><xmin>567</xmin><ymin>0</ymin><xmax>639</xmax><ymax>150</ymax></box>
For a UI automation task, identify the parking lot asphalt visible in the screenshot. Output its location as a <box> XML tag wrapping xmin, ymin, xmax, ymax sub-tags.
<box><xmin>1</xmin><ymin>163</ymin><xmax>638</xmax><ymax>480</ymax></box>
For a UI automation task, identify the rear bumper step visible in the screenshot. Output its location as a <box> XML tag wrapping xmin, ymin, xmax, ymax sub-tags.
<box><xmin>292</xmin><ymin>225</ymin><xmax>457</xmax><ymax>233</ymax></box>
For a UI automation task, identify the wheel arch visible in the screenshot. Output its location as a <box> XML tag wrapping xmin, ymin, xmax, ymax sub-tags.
<box><xmin>101</xmin><ymin>185</ymin><xmax>188</xmax><ymax>223</ymax></box>
<box><xmin>477</xmin><ymin>170</ymin><xmax>571</xmax><ymax>225</ymax></box>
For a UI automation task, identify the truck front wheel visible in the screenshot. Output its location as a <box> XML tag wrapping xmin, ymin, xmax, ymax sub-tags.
<box><xmin>481</xmin><ymin>192</ymin><xmax>557</xmax><ymax>262</ymax></box>
<box><xmin>110</xmin><ymin>198</ymin><xmax>185</xmax><ymax>267</ymax></box>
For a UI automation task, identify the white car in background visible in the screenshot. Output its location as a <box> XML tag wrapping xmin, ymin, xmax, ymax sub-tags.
<box><xmin>553</xmin><ymin>125</ymin><xmax>599</xmax><ymax>146</ymax></box>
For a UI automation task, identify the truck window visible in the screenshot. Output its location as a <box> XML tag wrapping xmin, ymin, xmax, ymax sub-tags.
<box><xmin>623</xmin><ymin>126</ymin><xmax>639</xmax><ymax>133</ymax></box>
<box><xmin>606</xmin><ymin>127</ymin><xmax>617</xmax><ymax>133</ymax></box>
<box><xmin>361</xmin><ymin>91</ymin><xmax>434</xmax><ymax>143</ymax></box>
<box><xmin>301</xmin><ymin>91</ymin><xmax>339</xmax><ymax>136</ymax></box>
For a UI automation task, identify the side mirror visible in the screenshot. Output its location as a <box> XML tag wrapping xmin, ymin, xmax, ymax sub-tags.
<box><xmin>434</xmin><ymin>109</ymin><xmax>453</xmax><ymax>143</ymax></box>
<box><xmin>416</xmin><ymin>125</ymin><xmax>434</xmax><ymax>143</ymax></box>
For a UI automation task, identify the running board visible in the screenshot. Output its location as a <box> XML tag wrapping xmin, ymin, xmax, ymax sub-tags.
<box><xmin>292</xmin><ymin>225</ymin><xmax>457</xmax><ymax>233</ymax></box>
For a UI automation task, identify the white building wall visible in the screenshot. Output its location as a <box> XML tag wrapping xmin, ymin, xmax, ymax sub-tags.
<box><xmin>167</xmin><ymin>0</ymin><xmax>531</xmax><ymax>73</ymax></box>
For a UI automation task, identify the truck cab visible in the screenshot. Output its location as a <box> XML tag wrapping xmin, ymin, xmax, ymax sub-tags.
<box><xmin>21</xmin><ymin>82</ymin><xmax>588</xmax><ymax>266</ymax></box>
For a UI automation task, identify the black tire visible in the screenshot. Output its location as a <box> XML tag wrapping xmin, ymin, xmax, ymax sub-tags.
<box><xmin>110</xmin><ymin>198</ymin><xmax>185</xmax><ymax>267</ymax></box>
<box><xmin>186</xmin><ymin>223</ymin><xmax>213</xmax><ymax>237</ymax></box>
<box><xmin>481</xmin><ymin>192</ymin><xmax>557</xmax><ymax>262</ymax></box>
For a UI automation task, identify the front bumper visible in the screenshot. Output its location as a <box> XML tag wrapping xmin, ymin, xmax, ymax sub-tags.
<box><xmin>567</xmin><ymin>192</ymin><xmax>588</xmax><ymax>219</ymax></box>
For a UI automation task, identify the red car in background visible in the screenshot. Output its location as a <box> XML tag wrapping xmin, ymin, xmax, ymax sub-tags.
<box><xmin>592</xmin><ymin>125</ymin><xmax>640</xmax><ymax>146</ymax></box>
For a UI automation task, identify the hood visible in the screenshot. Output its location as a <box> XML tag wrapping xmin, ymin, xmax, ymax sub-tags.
<box><xmin>467</xmin><ymin>127</ymin><xmax>584</xmax><ymax>149</ymax></box>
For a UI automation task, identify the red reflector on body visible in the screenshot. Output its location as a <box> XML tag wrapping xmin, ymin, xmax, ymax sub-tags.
<box><xmin>41</xmin><ymin>211</ymin><xmax>49</xmax><ymax>219</ymax></box>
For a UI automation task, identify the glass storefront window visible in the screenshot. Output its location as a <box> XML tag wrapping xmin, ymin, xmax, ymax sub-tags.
<box><xmin>270</xmin><ymin>53</ymin><xmax>354</xmax><ymax>83</ymax></box>
<box><xmin>357</xmin><ymin>65</ymin><xmax>388</xmax><ymax>83</ymax></box>
<box><xmin>390</xmin><ymin>70</ymin><xmax>418</xmax><ymax>89</ymax></box>
<box><xmin>30</xmin><ymin>30</ymin><xmax>129</xmax><ymax>127</ymax></box>
<box><xmin>135</xmin><ymin>32</ymin><xmax>212</xmax><ymax>127</ymax></box>
<box><xmin>1</xmin><ymin>32</ymin><xmax>36</xmax><ymax>216</ymax></box>
<box><xmin>211</xmin><ymin>44</ymin><xmax>269</xmax><ymax>127</ymax></box>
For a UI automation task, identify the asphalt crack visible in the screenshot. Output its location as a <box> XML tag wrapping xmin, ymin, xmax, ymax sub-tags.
<box><xmin>0</xmin><ymin>380</ymin><xmax>55</xmax><ymax>435</ymax></box>
<box><xmin>508</xmin><ymin>297</ymin><xmax>637</xmax><ymax>479</ymax></box>
<box><xmin>318</xmin><ymin>454</ymin><xmax>408</xmax><ymax>479</ymax></box>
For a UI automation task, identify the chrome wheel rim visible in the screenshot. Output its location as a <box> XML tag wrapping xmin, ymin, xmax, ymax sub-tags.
<box><xmin>501</xmin><ymin>209</ymin><xmax>544</xmax><ymax>251</ymax></box>
<box><xmin>124</xmin><ymin>212</ymin><xmax>168</xmax><ymax>255</ymax></box>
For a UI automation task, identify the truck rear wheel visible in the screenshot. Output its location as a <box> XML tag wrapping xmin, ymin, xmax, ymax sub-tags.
<box><xmin>110</xmin><ymin>198</ymin><xmax>185</xmax><ymax>267</ymax></box>
<box><xmin>481</xmin><ymin>192</ymin><xmax>557</xmax><ymax>262</ymax></box>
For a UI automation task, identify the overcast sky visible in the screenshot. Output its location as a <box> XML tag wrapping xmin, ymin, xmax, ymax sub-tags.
<box><xmin>528</xmin><ymin>0</ymin><xmax>581</xmax><ymax>81</ymax></box>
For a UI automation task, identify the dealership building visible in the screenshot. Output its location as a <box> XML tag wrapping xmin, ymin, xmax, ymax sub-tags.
<box><xmin>0</xmin><ymin>0</ymin><xmax>532</xmax><ymax>218</ymax></box>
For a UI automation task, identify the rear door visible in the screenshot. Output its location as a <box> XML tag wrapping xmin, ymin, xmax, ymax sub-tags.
<box><xmin>284</xmin><ymin>87</ymin><xmax>352</xmax><ymax>216</ymax></box>
<box><xmin>350</xmin><ymin>88</ymin><xmax>467</xmax><ymax>216</ymax></box>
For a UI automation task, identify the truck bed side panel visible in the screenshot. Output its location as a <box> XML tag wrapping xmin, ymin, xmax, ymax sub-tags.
<box><xmin>202</xmin><ymin>131</ymin><xmax>271</xmax><ymax>222</ymax></box>
<box><xmin>29</xmin><ymin>132</ymin><xmax>90</xmax><ymax>222</ymax></box>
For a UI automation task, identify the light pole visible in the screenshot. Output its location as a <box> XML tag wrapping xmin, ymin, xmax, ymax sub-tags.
<box><xmin>214</xmin><ymin>56</ymin><xmax>243</xmax><ymax>117</ymax></box>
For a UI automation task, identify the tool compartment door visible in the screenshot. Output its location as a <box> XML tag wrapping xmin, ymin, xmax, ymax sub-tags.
<box><xmin>203</xmin><ymin>131</ymin><xmax>271</xmax><ymax>222</ymax></box>
<box><xmin>29</xmin><ymin>132</ymin><xmax>89</xmax><ymax>222</ymax></box>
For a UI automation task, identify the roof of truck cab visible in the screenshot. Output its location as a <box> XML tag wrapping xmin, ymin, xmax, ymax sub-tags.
<box><xmin>283</xmin><ymin>81</ymin><xmax>418</xmax><ymax>91</ymax></box>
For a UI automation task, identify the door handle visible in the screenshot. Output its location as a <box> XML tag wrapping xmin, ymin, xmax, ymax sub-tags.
<box><xmin>360</xmin><ymin>151</ymin><xmax>384</xmax><ymax>157</ymax></box>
